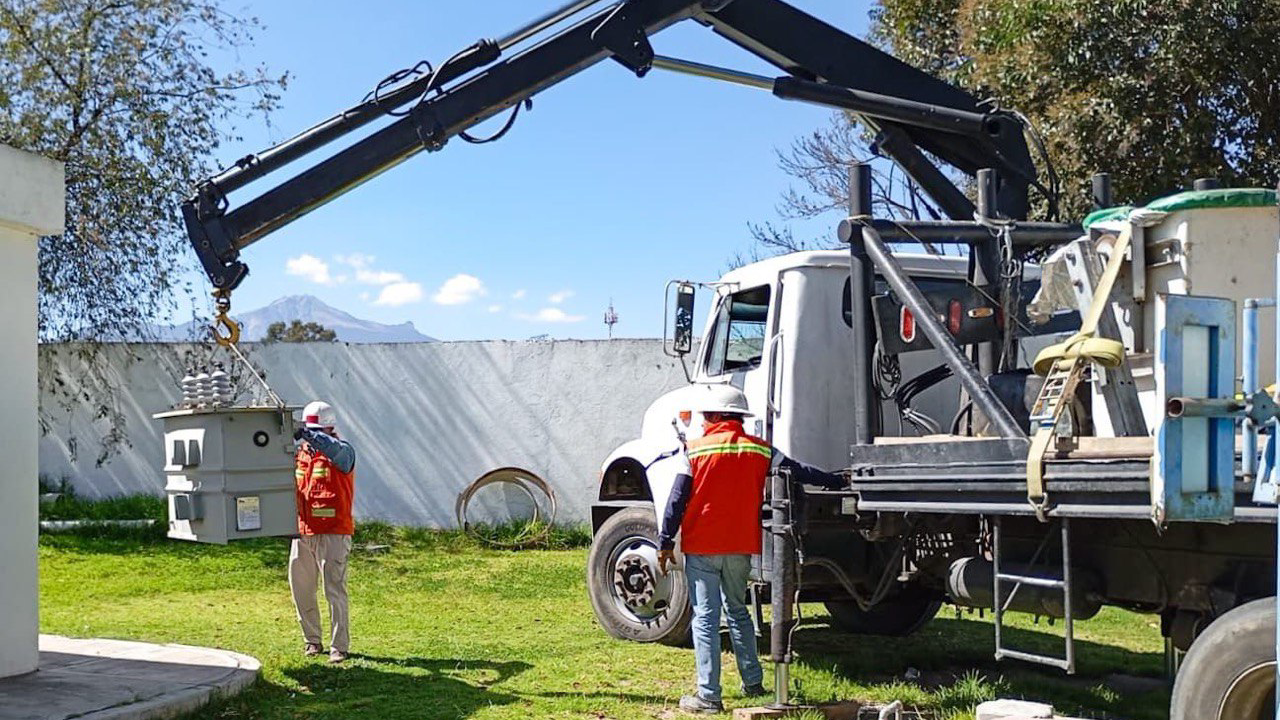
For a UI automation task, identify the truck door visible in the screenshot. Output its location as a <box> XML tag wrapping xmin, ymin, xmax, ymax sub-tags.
<box><xmin>701</xmin><ymin>284</ymin><xmax>775</xmax><ymax>438</ymax></box>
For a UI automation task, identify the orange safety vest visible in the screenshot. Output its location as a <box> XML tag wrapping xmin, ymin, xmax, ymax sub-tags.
<box><xmin>294</xmin><ymin>442</ymin><xmax>355</xmax><ymax>536</ymax></box>
<box><xmin>681</xmin><ymin>421</ymin><xmax>772</xmax><ymax>555</ymax></box>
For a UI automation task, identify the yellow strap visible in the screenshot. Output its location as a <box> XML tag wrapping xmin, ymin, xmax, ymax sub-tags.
<box><xmin>1032</xmin><ymin>224</ymin><xmax>1134</xmax><ymax>375</ymax></box>
<box><xmin>1026</xmin><ymin>223</ymin><xmax>1135</xmax><ymax>519</ymax></box>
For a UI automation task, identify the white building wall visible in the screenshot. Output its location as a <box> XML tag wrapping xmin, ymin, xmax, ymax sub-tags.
<box><xmin>39</xmin><ymin>340</ymin><xmax>688</xmax><ymax>527</ymax></box>
<box><xmin>1</xmin><ymin>145</ymin><xmax>65</xmax><ymax>679</ymax></box>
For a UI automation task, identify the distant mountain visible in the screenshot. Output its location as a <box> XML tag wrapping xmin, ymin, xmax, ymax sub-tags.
<box><xmin>157</xmin><ymin>295</ymin><xmax>435</xmax><ymax>343</ymax></box>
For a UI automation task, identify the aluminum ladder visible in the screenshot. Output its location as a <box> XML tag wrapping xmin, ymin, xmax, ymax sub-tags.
<box><xmin>992</xmin><ymin>517</ymin><xmax>1077</xmax><ymax>674</ymax></box>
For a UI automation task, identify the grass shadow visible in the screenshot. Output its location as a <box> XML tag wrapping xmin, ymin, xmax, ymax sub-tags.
<box><xmin>789</xmin><ymin>616</ymin><xmax>1169</xmax><ymax>719</ymax></box>
<box><xmin>199</xmin><ymin>656</ymin><xmax>533</xmax><ymax>720</ymax></box>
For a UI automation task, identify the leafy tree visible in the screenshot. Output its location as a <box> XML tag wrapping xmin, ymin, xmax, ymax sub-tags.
<box><xmin>264</xmin><ymin>320</ymin><xmax>338</xmax><ymax>343</ymax></box>
<box><xmin>874</xmin><ymin>0</ymin><xmax>1280</xmax><ymax>218</ymax></box>
<box><xmin>2</xmin><ymin>0</ymin><xmax>286</xmax><ymax>459</ymax></box>
<box><xmin>754</xmin><ymin>0</ymin><xmax>1280</xmax><ymax>251</ymax></box>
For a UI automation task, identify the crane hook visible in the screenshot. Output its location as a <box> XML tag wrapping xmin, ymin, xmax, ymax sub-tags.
<box><xmin>211</xmin><ymin>289</ymin><xmax>241</xmax><ymax>348</ymax></box>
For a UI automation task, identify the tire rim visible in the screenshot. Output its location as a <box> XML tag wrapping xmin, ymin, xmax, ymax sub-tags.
<box><xmin>607</xmin><ymin>534</ymin><xmax>675</xmax><ymax>624</ymax></box>
<box><xmin>1219</xmin><ymin>660</ymin><xmax>1276</xmax><ymax>720</ymax></box>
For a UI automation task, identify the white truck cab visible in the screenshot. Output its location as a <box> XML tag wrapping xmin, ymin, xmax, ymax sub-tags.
<box><xmin>587</xmin><ymin>249</ymin><xmax>966</xmax><ymax>644</ymax></box>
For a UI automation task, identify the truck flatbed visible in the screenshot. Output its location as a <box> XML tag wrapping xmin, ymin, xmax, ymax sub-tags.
<box><xmin>845</xmin><ymin>435</ymin><xmax>1278</xmax><ymax>522</ymax></box>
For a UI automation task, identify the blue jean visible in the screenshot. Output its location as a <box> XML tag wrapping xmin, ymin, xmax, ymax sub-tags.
<box><xmin>683</xmin><ymin>553</ymin><xmax>763</xmax><ymax>702</ymax></box>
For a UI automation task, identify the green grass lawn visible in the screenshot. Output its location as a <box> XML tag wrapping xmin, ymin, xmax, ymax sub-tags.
<box><xmin>39</xmin><ymin>526</ymin><xmax>1170</xmax><ymax>720</ymax></box>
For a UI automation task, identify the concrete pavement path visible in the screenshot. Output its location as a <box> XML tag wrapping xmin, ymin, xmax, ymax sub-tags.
<box><xmin>0</xmin><ymin>635</ymin><xmax>259</xmax><ymax>720</ymax></box>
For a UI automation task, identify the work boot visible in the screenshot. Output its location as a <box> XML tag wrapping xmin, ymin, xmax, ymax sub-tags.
<box><xmin>303</xmin><ymin>643</ymin><xmax>323</xmax><ymax>657</ymax></box>
<box><xmin>328</xmin><ymin>649</ymin><xmax>349</xmax><ymax>665</ymax></box>
<box><xmin>742</xmin><ymin>684</ymin><xmax>768</xmax><ymax>698</ymax></box>
<box><xmin>678</xmin><ymin>694</ymin><xmax>724</xmax><ymax>715</ymax></box>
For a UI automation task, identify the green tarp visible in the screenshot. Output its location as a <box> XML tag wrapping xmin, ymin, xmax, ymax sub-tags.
<box><xmin>1082</xmin><ymin>188</ymin><xmax>1277</xmax><ymax>230</ymax></box>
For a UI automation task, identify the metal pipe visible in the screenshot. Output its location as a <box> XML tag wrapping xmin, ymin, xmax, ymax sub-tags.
<box><xmin>1062</xmin><ymin>519</ymin><xmax>1075</xmax><ymax>674</ymax></box>
<box><xmin>206</xmin><ymin>39</ymin><xmax>501</xmax><ymax>196</ymax></box>
<box><xmin>497</xmin><ymin>0</ymin><xmax>609</xmax><ymax>50</ymax></box>
<box><xmin>848</xmin><ymin>164</ymin><xmax>877</xmax><ymax>445</ymax></box>
<box><xmin>1091</xmin><ymin>173</ymin><xmax>1113</xmax><ymax>210</ymax></box>
<box><xmin>772</xmin><ymin>77</ymin><xmax>995</xmax><ymax>137</ymax></box>
<box><xmin>860</xmin><ymin>226</ymin><xmax>1027</xmax><ymax>438</ymax></box>
<box><xmin>1243</xmin><ymin>298</ymin><xmax>1275</xmax><ymax>478</ymax></box>
<box><xmin>993</xmin><ymin>517</ymin><xmax>1004</xmax><ymax>659</ymax></box>
<box><xmin>976</xmin><ymin>168</ymin><xmax>1000</xmax><ymax>221</ymax></box>
<box><xmin>768</xmin><ymin>468</ymin><xmax>796</xmax><ymax>710</ymax></box>
<box><xmin>651</xmin><ymin>55</ymin><xmax>774</xmax><ymax>90</ymax></box>
<box><xmin>1166</xmin><ymin>397</ymin><xmax>1244</xmax><ymax>419</ymax></box>
<box><xmin>206</xmin><ymin>0</ymin><xmax>609</xmax><ymax>196</ymax></box>
<box><xmin>838</xmin><ymin>218</ymin><xmax>1082</xmax><ymax>247</ymax></box>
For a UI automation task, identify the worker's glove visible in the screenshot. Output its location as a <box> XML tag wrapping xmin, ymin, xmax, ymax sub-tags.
<box><xmin>293</xmin><ymin>427</ymin><xmax>306</xmax><ymax>441</ymax></box>
<box><xmin>657</xmin><ymin>547</ymin><xmax>676</xmax><ymax>576</ymax></box>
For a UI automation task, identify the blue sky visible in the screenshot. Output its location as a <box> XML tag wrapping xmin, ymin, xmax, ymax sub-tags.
<box><xmin>195</xmin><ymin>1</ymin><xmax>875</xmax><ymax>340</ymax></box>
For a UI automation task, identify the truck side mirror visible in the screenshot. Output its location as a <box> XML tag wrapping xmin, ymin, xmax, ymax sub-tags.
<box><xmin>666</xmin><ymin>281</ymin><xmax>696</xmax><ymax>357</ymax></box>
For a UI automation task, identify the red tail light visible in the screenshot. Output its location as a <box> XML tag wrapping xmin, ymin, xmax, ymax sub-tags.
<box><xmin>899</xmin><ymin>306</ymin><xmax>916</xmax><ymax>343</ymax></box>
<box><xmin>948</xmin><ymin>300</ymin><xmax>963</xmax><ymax>335</ymax></box>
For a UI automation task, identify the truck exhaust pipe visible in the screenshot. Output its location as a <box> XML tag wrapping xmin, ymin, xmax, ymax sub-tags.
<box><xmin>946</xmin><ymin>557</ymin><xmax>1102</xmax><ymax>620</ymax></box>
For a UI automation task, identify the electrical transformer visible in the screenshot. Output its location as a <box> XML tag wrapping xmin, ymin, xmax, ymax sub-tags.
<box><xmin>153</xmin><ymin>406</ymin><xmax>300</xmax><ymax>544</ymax></box>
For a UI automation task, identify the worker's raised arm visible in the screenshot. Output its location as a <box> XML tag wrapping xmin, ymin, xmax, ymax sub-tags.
<box><xmin>296</xmin><ymin>428</ymin><xmax>357</xmax><ymax>475</ymax></box>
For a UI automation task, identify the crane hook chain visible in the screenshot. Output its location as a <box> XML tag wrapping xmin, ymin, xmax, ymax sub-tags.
<box><xmin>211</xmin><ymin>289</ymin><xmax>241</xmax><ymax>348</ymax></box>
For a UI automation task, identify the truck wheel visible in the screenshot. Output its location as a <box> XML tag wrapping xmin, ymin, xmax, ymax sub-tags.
<box><xmin>1171</xmin><ymin>597</ymin><xmax>1275</xmax><ymax>720</ymax></box>
<box><xmin>587</xmin><ymin>506</ymin><xmax>691</xmax><ymax>646</ymax></box>
<box><xmin>823</xmin><ymin>590</ymin><xmax>941</xmax><ymax>636</ymax></box>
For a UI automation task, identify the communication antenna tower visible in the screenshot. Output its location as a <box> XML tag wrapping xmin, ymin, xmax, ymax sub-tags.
<box><xmin>603</xmin><ymin>300</ymin><xmax>619</xmax><ymax>339</ymax></box>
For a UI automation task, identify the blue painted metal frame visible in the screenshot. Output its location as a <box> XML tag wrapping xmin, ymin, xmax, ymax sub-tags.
<box><xmin>1152</xmin><ymin>294</ymin><xmax>1238</xmax><ymax>524</ymax></box>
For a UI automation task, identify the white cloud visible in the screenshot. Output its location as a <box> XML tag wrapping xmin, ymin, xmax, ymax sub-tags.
<box><xmin>356</xmin><ymin>268</ymin><xmax>405</xmax><ymax>285</ymax></box>
<box><xmin>548</xmin><ymin>289</ymin><xmax>574</xmax><ymax>304</ymax></box>
<box><xmin>511</xmin><ymin>289</ymin><xmax>526</xmax><ymax>300</ymax></box>
<box><xmin>519</xmin><ymin>307</ymin><xmax>585</xmax><ymax>323</ymax></box>
<box><xmin>336</xmin><ymin>252</ymin><xmax>375</xmax><ymax>268</ymax></box>
<box><xmin>359</xmin><ymin>292</ymin><xmax>371</xmax><ymax>302</ymax></box>
<box><xmin>432</xmin><ymin>273</ymin><xmax>487</xmax><ymax>305</ymax></box>
<box><xmin>374</xmin><ymin>282</ymin><xmax>424</xmax><ymax>307</ymax></box>
<box><xmin>335</xmin><ymin>253</ymin><xmax>405</xmax><ymax>285</ymax></box>
<box><xmin>285</xmin><ymin>254</ymin><xmax>333</xmax><ymax>285</ymax></box>
<box><xmin>488</xmin><ymin>304</ymin><xmax>503</xmax><ymax>313</ymax></box>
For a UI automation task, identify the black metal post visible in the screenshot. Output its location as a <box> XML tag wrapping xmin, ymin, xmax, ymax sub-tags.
<box><xmin>861</xmin><ymin>225</ymin><xmax>1027</xmax><ymax>439</ymax></box>
<box><xmin>768</xmin><ymin>467</ymin><xmax>796</xmax><ymax>709</ymax></box>
<box><xmin>1091</xmin><ymin>173</ymin><xmax>1112</xmax><ymax>210</ymax></box>
<box><xmin>848</xmin><ymin>163</ymin><xmax>878</xmax><ymax>446</ymax></box>
<box><xmin>976</xmin><ymin>168</ymin><xmax>1000</xmax><ymax>221</ymax></box>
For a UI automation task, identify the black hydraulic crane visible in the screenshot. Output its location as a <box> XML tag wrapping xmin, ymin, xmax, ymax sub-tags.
<box><xmin>181</xmin><ymin>0</ymin><xmax>1050</xmax><ymax>299</ymax></box>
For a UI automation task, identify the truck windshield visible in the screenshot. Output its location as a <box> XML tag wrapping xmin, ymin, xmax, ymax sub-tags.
<box><xmin>705</xmin><ymin>285</ymin><xmax>771</xmax><ymax>376</ymax></box>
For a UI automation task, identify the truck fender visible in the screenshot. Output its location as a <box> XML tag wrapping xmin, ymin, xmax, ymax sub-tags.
<box><xmin>595</xmin><ymin>439</ymin><xmax>684</xmax><ymax>533</ymax></box>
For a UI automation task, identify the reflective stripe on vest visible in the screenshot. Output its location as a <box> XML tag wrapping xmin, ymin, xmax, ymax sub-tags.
<box><xmin>686</xmin><ymin>440</ymin><xmax>772</xmax><ymax>460</ymax></box>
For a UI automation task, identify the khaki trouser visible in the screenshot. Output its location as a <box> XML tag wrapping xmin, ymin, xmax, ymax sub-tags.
<box><xmin>288</xmin><ymin>534</ymin><xmax>352</xmax><ymax>652</ymax></box>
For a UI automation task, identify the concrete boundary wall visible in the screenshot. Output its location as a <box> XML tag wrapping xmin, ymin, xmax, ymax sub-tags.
<box><xmin>39</xmin><ymin>341</ymin><xmax>688</xmax><ymax>527</ymax></box>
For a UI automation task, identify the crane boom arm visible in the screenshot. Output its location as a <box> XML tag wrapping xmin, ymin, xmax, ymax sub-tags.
<box><xmin>183</xmin><ymin>0</ymin><xmax>1038</xmax><ymax>291</ymax></box>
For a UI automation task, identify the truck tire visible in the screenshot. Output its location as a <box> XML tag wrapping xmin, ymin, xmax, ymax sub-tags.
<box><xmin>1171</xmin><ymin>597</ymin><xmax>1275</xmax><ymax>720</ymax></box>
<box><xmin>823</xmin><ymin>590</ymin><xmax>941</xmax><ymax>637</ymax></box>
<box><xmin>587</xmin><ymin>506</ymin><xmax>691</xmax><ymax>646</ymax></box>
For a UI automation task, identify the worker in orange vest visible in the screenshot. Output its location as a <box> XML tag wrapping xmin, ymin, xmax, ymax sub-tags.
<box><xmin>657</xmin><ymin>385</ymin><xmax>844</xmax><ymax>714</ymax></box>
<box><xmin>290</xmin><ymin>400</ymin><xmax>357</xmax><ymax>664</ymax></box>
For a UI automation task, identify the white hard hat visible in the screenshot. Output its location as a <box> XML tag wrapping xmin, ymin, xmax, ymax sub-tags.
<box><xmin>690</xmin><ymin>384</ymin><xmax>751</xmax><ymax>416</ymax></box>
<box><xmin>303</xmin><ymin>400</ymin><xmax>336</xmax><ymax>429</ymax></box>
